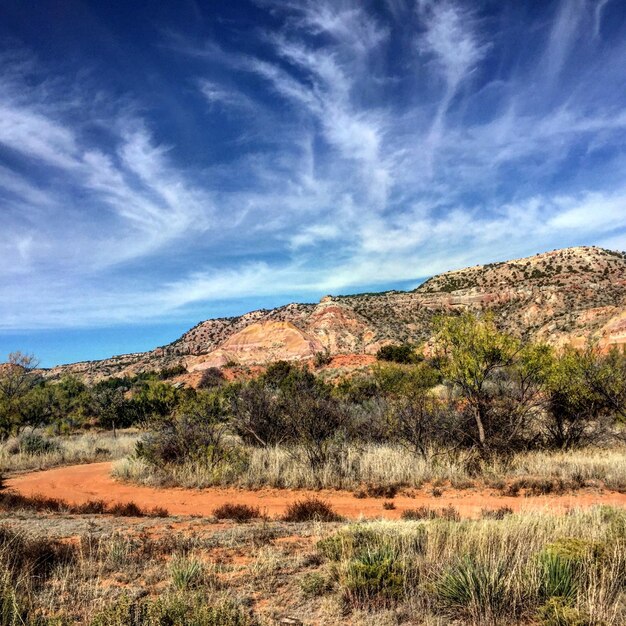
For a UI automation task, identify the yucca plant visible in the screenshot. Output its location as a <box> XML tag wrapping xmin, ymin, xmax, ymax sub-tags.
<box><xmin>169</xmin><ymin>556</ymin><xmax>204</xmax><ymax>590</ymax></box>
<box><xmin>435</xmin><ymin>555</ymin><xmax>510</xmax><ymax>623</ymax></box>
<box><xmin>537</xmin><ymin>551</ymin><xmax>578</xmax><ymax>602</ymax></box>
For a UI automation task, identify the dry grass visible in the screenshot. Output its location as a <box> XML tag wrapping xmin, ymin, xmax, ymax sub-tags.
<box><xmin>0</xmin><ymin>430</ymin><xmax>138</xmax><ymax>473</ymax></box>
<box><xmin>0</xmin><ymin>506</ymin><xmax>623</xmax><ymax>624</ymax></box>
<box><xmin>113</xmin><ymin>443</ymin><xmax>626</xmax><ymax>492</ymax></box>
<box><xmin>317</xmin><ymin>507</ymin><xmax>626</xmax><ymax>623</ymax></box>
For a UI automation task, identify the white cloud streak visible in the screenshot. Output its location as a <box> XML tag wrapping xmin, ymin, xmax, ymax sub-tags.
<box><xmin>1</xmin><ymin>0</ymin><xmax>625</xmax><ymax>333</ymax></box>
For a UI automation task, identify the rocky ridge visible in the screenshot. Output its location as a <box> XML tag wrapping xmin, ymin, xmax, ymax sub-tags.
<box><xmin>43</xmin><ymin>246</ymin><xmax>626</xmax><ymax>381</ymax></box>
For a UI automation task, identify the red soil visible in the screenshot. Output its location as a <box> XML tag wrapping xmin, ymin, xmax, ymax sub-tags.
<box><xmin>5</xmin><ymin>462</ymin><xmax>626</xmax><ymax>519</ymax></box>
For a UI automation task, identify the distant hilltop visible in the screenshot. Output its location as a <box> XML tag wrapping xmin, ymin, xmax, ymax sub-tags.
<box><xmin>43</xmin><ymin>246</ymin><xmax>626</xmax><ymax>382</ymax></box>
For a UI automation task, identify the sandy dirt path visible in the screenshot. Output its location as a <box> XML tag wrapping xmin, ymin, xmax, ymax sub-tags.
<box><xmin>6</xmin><ymin>462</ymin><xmax>626</xmax><ymax>519</ymax></box>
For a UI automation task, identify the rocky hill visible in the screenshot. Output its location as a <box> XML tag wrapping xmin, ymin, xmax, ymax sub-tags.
<box><xmin>43</xmin><ymin>246</ymin><xmax>626</xmax><ymax>381</ymax></box>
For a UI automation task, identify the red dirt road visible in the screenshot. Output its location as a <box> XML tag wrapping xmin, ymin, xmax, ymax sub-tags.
<box><xmin>6</xmin><ymin>462</ymin><xmax>626</xmax><ymax>519</ymax></box>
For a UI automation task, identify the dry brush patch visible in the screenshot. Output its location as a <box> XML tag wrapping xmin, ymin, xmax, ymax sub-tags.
<box><xmin>0</xmin><ymin>490</ymin><xmax>168</xmax><ymax>517</ymax></box>
<box><xmin>113</xmin><ymin>443</ymin><xmax>626</xmax><ymax>493</ymax></box>
<box><xmin>0</xmin><ymin>506</ymin><xmax>624</xmax><ymax>624</ymax></box>
<box><xmin>0</xmin><ymin>430</ymin><xmax>138</xmax><ymax>474</ymax></box>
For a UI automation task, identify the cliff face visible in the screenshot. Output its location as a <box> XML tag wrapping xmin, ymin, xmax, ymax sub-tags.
<box><xmin>44</xmin><ymin>246</ymin><xmax>626</xmax><ymax>381</ymax></box>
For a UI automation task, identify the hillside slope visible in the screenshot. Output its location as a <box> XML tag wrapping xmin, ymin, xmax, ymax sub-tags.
<box><xmin>44</xmin><ymin>246</ymin><xmax>626</xmax><ymax>380</ymax></box>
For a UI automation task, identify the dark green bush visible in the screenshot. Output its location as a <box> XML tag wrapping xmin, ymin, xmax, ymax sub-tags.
<box><xmin>18</xmin><ymin>434</ymin><xmax>59</xmax><ymax>456</ymax></box>
<box><xmin>198</xmin><ymin>368</ymin><xmax>225</xmax><ymax>389</ymax></box>
<box><xmin>376</xmin><ymin>344</ymin><xmax>420</xmax><ymax>364</ymax></box>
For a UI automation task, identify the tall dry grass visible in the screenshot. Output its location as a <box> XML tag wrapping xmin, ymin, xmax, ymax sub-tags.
<box><xmin>0</xmin><ymin>504</ymin><xmax>623</xmax><ymax>624</ymax></box>
<box><xmin>0</xmin><ymin>430</ymin><xmax>139</xmax><ymax>473</ymax></box>
<box><xmin>317</xmin><ymin>506</ymin><xmax>626</xmax><ymax>623</ymax></box>
<box><xmin>112</xmin><ymin>443</ymin><xmax>626</xmax><ymax>491</ymax></box>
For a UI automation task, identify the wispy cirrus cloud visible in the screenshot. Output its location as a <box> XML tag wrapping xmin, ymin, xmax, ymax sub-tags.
<box><xmin>0</xmin><ymin>0</ymin><xmax>625</xmax><ymax>347</ymax></box>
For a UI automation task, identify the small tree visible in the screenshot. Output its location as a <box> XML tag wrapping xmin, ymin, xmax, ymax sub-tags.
<box><xmin>271</xmin><ymin>366</ymin><xmax>350</xmax><ymax>471</ymax></box>
<box><xmin>136</xmin><ymin>392</ymin><xmax>238</xmax><ymax>476</ymax></box>
<box><xmin>0</xmin><ymin>352</ymin><xmax>40</xmax><ymax>439</ymax></box>
<box><xmin>580</xmin><ymin>346</ymin><xmax>626</xmax><ymax>423</ymax></box>
<box><xmin>197</xmin><ymin>367</ymin><xmax>225</xmax><ymax>389</ymax></box>
<box><xmin>230</xmin><ymin>380</ymin><xmax>287</xmax><ymax>447</ymax></box>
<box><xmin>388</xmin><ymin>390</ymin><xmax>453</xmax><ymax>458</ymax></box>
<box><xmin>91</xmin><ymin>387</ymin><xmax>137</xmax><ymax>437</ymax></box>
<box><xmin>433</xmin><ymin>314</ymin><xmax>519</xmax><ymax>452</ymax></box>
<box><xmin>545</xmin><ymin>346</ymin><xmax>618</xmax><ymax>449</ymax></box>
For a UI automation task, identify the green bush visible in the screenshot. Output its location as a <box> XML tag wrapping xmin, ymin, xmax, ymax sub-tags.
<box><xmin>536</xmin><ymin>596</ymin><xmax>588</xmax><ymax>626</ymax></box>
<box><xmin>317</xmin><ymin>527</ymin><xmax>380</xmax><ymax>561</ymax></box>
<box><xmin>376</xmin><ymin>344</ymin><xmax>420</xmax><ymax>364</ymax></box>
<box><xmin>317</xmin><ymin>524</ymin><xmax>425</xmax><ymax>564</ymax></box>
<box><xmin>18</xmin><ymin>434</ymin><xmax>59</xmax><ymax>456</ymax></box>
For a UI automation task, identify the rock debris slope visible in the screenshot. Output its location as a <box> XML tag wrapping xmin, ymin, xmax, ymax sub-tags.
<box><xmin>44</xmin><ymin>246</ymin><xmax>626</xmax><ymax>381</ymax></box>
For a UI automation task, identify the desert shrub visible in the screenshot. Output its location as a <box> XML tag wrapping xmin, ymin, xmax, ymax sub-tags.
<box><xmin>339</xmin><ymin>548</ymin><xmax>405</xmax><ymax>608</ymax></box>
<box><xmin>281</xmin><ymin>386</ymin><xmax>350</xmax><ymax>470</ymax></box>
<box><xmin>159</xmin><ymin>364</ymin><xmax>187</xmax><ymax>380</ymax></box>
<box><xmin>376</xmin><ymin>344</ymin><xmax>420</xmax><ymax>364</ymax></box>
<box><xmin>387</xmin><ymin>392</ymin><xmax>455</xmax><ymax>459</ymax></box>
<box><xmin>401</xmin><ymin>506</ymin><xmax>437</xmax><ymax>521</ymax></box>
<box><xmin>544</xmin><ymin>346</ymin><xmax>624</xmax><ymax>450</ymax></box>
<box><xmin>0</xmin><ymin>491</ymin><xmax>167</xmax><ymax>517</ymax></box>
<box><xmin>229</xmin><ymin>381</ymin><xmax>286</xmax><ymax>447</ymax></box>
<box><xmin>400</xmin><ymin>506</ymin><xmax>459</xmax><ymax>521</ymax></box>
<box><xmin>503</xmin><ymin>477</ymin><xmax>579</xmax><ymax>497</ymax></box>
<box><xmin>0</xmin><ymin>526</ymin><xmax>76</xmax><ymax>585</ymax></box>
<box><xmin>317</xmin><ymin>527</ymin><xmax>384</xmax><ymax>562</ymax></box>
<box><xmin>212</xmin><ymin>503</ymin><xmax>260</xmax><ymax>522</ymax></box>
<box><xmin>536</xmin><ymin>596</ymin><xmax>588</xmax><ymax>626</ymax></box>
<box><xmin>107</xmin><ymin>501</ymin><xmax>143</xmax><ymax>517</ymax></box>
<box><xmin>481</xmin><ymin>506</ymin><xmax>514</xmax><ymax>520</ymax></box>
<box><xmin>91</xmin><ymin>594</ymin><xmax>252</xmax><ymax>626</ymax></box>
<box><xmin>382</xmin><ymin>501</ymin><xmax>395</xmax><ymax>510</ymax></box>
<box><xmin>136</xmin><ymin>392</ymin><xmax>244</xmax><ymax>480</ymax></box>
<box><xmin>283</xmin><ymin>497</ymin><xmax>341</xmax><ymax>522</ymax></box>
<box><xmin>299</xmin><ymin>571</ymin><xmax>333</xmax><ymax>597</ymax></box>
<box><xmin>313</xmin><ymin>350</ymin><xmax>332</xmax><ymax>368</ymax></box>
<box><xmin>434</xmin><ymin>555</ymin><xmax>510</xmax><ymax>622</ymax></box>
<box><xmin>17</xmin><ymin>433</ymin><xmax>60</xmax><ymax>455</ymax></box>
<box><xmin>198</xmin><ymin>367</ymin><xmax>225</xmax><ymax>389</ymax></box>
<box><xmin>317</xmin><ymin>524</ymin><xmax>425</xmax><ymax>563</ymax></box>
<box><xmin>130</xmin><ymin>380</ymin><xmax>185</xmax><ymax>423</ymax></box>
<box><xmin>364</xmin><ymin>484</ymin><xmax>398</xmax><ymax>499</ymax></box>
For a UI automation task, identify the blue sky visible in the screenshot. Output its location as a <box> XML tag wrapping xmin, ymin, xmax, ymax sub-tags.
<box><xmin>1</xmin><ymin>0</ymin><xmax>626</xmax><ymax>367</ymax></box>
